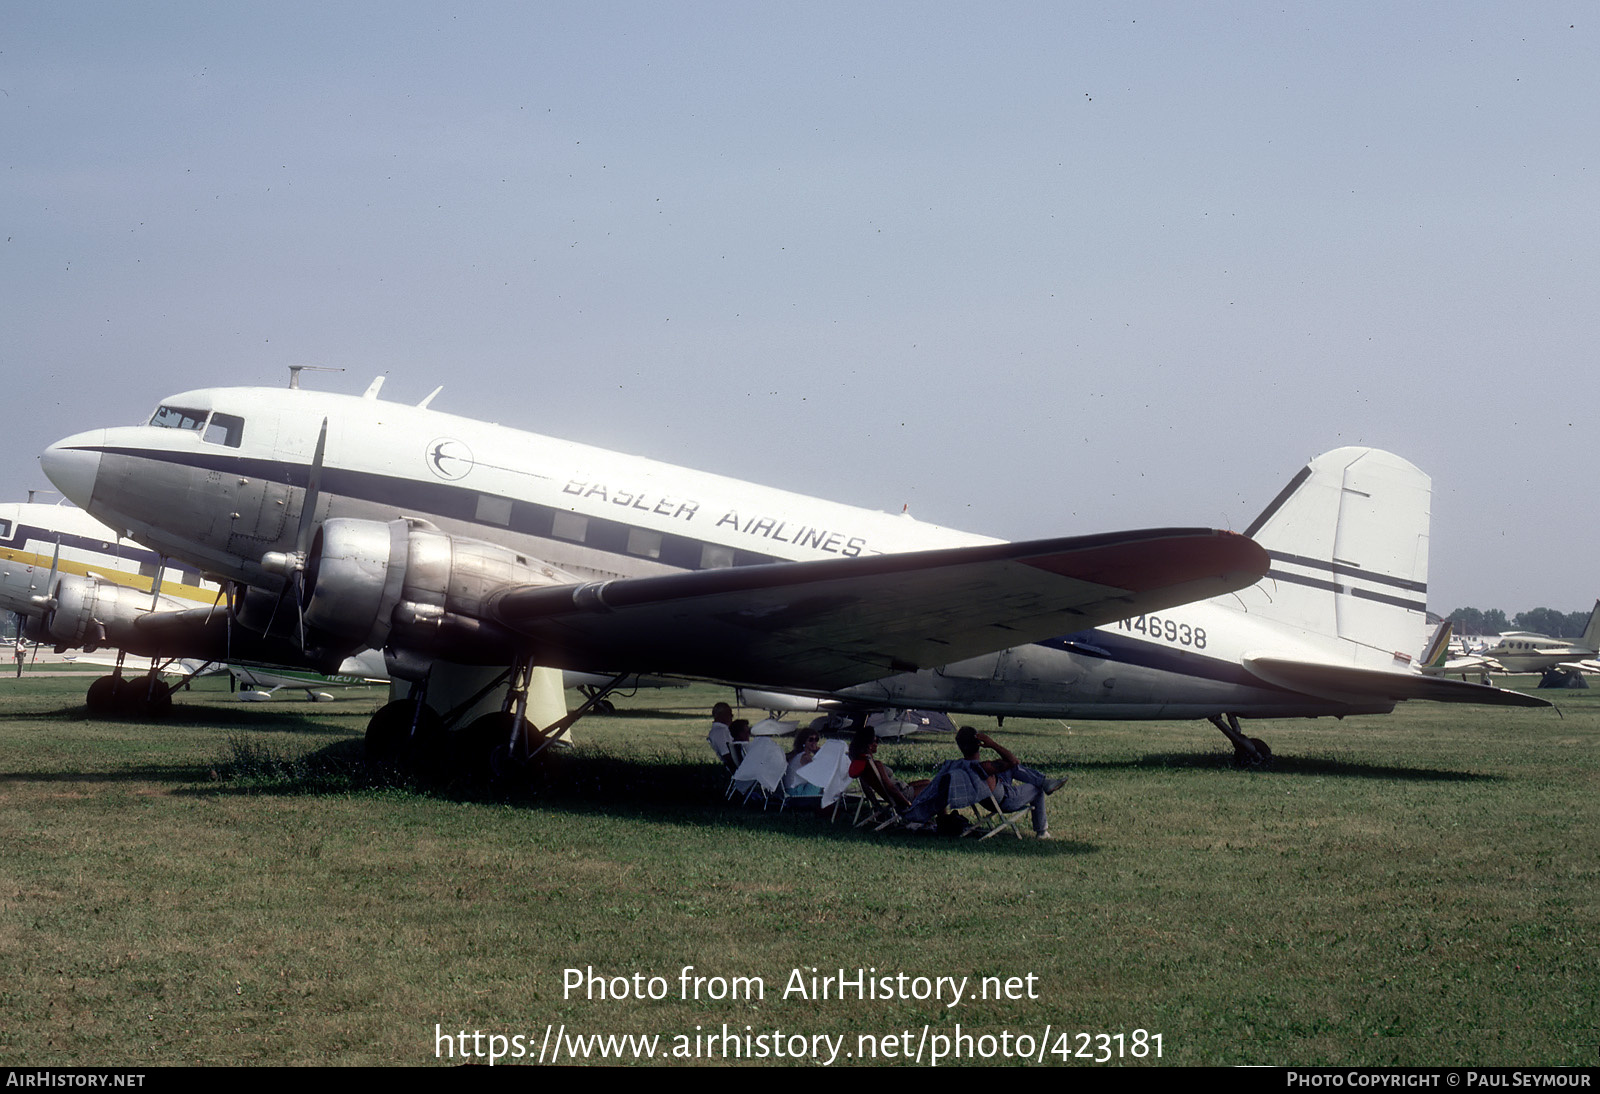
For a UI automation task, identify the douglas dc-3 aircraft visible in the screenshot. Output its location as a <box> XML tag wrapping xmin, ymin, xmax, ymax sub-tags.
<box><xmin>39</xmin><ymin>377</ymin><xmax>1540</xmax><ymax>770</ymax></box>
<box><xmin>37</xmin><ymin>377</ymin><xmax>1264</xmax><ymax>764</ymax></box>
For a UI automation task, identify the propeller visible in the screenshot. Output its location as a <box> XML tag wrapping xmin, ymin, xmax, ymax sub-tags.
<box><xmin>27</xmin><ymin>539</ymin><xmax>64</xmax><ymax>640</ymax></box>
<box><xmin>260</xmin><ymin>417</ymin><xmax>328</xmax><ymax>648</ymax></box>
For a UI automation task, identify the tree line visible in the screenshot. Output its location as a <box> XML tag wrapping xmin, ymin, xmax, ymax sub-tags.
<box><xmin>1446</xmin><ymin>606</ymin><xmax>1595</xmax><ymax>637</ymax></box>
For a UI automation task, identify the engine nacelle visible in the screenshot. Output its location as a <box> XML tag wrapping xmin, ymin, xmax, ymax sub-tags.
<box><xmin>300</xmin><ymin>518</ymin><xmax>575</xmax><ymax>657</ymax></box>
<box><xmin>46</xmin><ymin>573</ymin><xmax>159</xmax><ymax>651</ymax></box>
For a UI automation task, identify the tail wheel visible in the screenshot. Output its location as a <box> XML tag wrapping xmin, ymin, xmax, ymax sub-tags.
<box><xmin>1232</xmin><ymin>737</ymin><xmax>1274</xmax><ymax>769</ymax></box>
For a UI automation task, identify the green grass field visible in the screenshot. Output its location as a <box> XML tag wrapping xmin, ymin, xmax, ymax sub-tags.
<box><xmin>0</xmin><ymin>673</ymin><xmax>1592</xmax><ymax>1066</ymax></box>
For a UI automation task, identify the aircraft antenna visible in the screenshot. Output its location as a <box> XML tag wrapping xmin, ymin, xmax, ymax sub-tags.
<box><xmin>287</xmin><ymin>364</ymin><xmax>345</xmax><ymax>390</ymax></box>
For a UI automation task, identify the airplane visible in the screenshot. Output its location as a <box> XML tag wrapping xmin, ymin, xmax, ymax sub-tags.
<box><xmin>38</xmin><ymin>376</ymin><xmax>1540</xmax><ymax>773</ymax></box>
<box><xmin>0</xmin><ymin>498</ymin><xmax>398</xmax><ymax>714</ymax></box>
<box><xmin>0</xmin><ymin>499</ymin><xmax>241</xmax><ymax>713</ymax></box>
<box><xmin>196</xmin><ymin>649</ymin><xmax>388</xmax><ymax>701</ymax></box>
<box><xmin>1472</xmin><ymin>602</ymin><xmax>1600</xmax><ymax>683</ymax></box>
<box><xmin>1417</xmin><ymin>620</ymin><xmax>1500</xmax><ymax>683</ymax></box>
<box><xmin>37</xmin><ymin>375</ymin><xmax>1270</xmax><ymax>771</ymax></box>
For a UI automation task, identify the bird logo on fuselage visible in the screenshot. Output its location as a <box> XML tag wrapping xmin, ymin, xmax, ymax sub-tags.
<box><xmin>425</xmin><ymin>438</ymin><xmax>474</xmax><ymax>480</ymax></box>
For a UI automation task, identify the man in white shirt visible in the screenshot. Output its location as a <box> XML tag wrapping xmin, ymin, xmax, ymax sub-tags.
<box><xmin>707</xmin><ymin>702</ymin><xmax>736</xmax><ymax>771</ymax></box>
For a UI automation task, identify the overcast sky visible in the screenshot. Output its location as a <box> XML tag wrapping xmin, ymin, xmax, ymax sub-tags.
<box><xmin>4</xmin><ymin>2</ymin><xmax>1594</xmax><ymax>615</ymax></box>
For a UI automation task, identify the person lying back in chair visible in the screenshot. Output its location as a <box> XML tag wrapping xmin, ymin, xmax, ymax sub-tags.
<box><xmin>847</xmin><ymin>725</ymin><xmax>927</xmax><ymax>812</ymax></box>
<box><xmin>952</xmin><ymin>726</ymin><xmax>1067</xmax><ymax>839</ymax></box>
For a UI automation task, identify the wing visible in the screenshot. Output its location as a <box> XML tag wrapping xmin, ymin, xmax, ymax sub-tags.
<box><xmin>489</xmin><ymin>527</ymin><xmax>1267</xmax><ymax>691</ymax></box>
<box><xmin>1243</xmin><ymin>656</ymin><xmax>1550</xmax><ymax>708</ymax></box>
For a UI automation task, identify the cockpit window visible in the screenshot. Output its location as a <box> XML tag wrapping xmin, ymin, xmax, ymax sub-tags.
<box><xmin>148</xmin><ymin>405</ymin><xmax>245</xmax><ymax>447</ymax></box>
<box><xmin>150</xmin><ymin>405</ymin><xmax>209</xmax><ymax>431</ymax></box>
<box><xmin>0</xmin><ymin>520</ymin><xmax>12</xmax><ymax>541</ymax></box>
<box><xmin>204</xmin><ymin>412</ymin><xmax>245</xmax><ymax>448</ymax></box>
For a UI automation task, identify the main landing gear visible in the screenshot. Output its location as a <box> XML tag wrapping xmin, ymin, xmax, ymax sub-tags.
<box><xmin>1207</xmin><ymin>713</ymin><xmax>1273</xmax><ymax>769</ymax></box>
<box><xmin>364</xmin><ymin>659</ymin><xmax>630</xmax><ymax>785</ymax></box>
<box><xmin>83</xmin><ymin>652</ymin><xmax>177</xmax><ymax>719</ymax></box>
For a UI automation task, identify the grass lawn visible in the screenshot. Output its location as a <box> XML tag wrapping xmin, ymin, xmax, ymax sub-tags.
<box><xmin>0</xmin><ymin>673</ymin><xmax>1592</xmax><ymax>1066</ymax></box>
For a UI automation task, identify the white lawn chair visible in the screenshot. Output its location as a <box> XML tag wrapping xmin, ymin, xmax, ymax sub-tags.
<box><xmin>727</xmin><ymin>737</ymin><xmax>786</xmax><ymax>808</ymax></box>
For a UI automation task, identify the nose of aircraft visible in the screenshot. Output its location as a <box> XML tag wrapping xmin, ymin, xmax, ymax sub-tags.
<box><xmin>41</xmin><ymin>430</ymin><xmax>106</xmax><ymax>509</ymax></box>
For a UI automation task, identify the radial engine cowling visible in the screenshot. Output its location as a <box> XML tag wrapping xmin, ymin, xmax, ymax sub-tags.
<box><xmin>300</xmin><ymin>518</ymin><xmax>574</xmax><ymax>656</ymax></box>
<box><xmin>47</xmin><ymin>573</ymin><xmax>158</xmax><ymax>651</ymax></box>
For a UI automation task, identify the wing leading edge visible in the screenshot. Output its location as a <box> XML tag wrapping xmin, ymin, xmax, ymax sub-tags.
<box><xmin>488</xmin><ymin>527</ymin><xmax>1268</xmax><ymax>691</ymax></box>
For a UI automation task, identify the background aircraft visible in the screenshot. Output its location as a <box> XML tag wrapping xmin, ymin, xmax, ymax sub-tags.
<box><xmin>0</xmin><ymin>500</ymin><xmax>658</xmax><ymax>718</ymax></box>
<box><xmin>40</xmin><ymin>376</ymin><xmax>1268</xmax><ymax>772</ymax></box>
<box><xmin>1472</xmin><ymin>602</ymin><xmax>1600</xmax><ymax>684</ymax></box>
<box><xmin>0</xmin><ymin>500</ymin><xmax>236</xmax><ymax>713</ymax></box>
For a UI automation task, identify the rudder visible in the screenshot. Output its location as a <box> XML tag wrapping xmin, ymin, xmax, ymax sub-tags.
<box><xmin>1241</xmin><ymin>448</ymin><xmax>1431</xmax><ymax>666</ymax></box>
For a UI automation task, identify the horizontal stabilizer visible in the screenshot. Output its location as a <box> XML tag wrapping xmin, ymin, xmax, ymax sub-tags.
<box><xmin>1243</xmin><ymin>656</ymin><xmax>1550</xmax><ymax>708</ymax></box>
<box><xmin>491</xmin><ymin>528</ymin><xmax>1268</xmax><ymax>691</ymax></box>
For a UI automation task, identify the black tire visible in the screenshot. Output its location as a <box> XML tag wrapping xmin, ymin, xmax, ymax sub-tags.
<box><xmin>127</xmin><ymin>676</ymin><xmax>173</xmax><ymax>719</ymax></box>
<box><xmin>408</xmin><ymin>707</ymin><xmax>455</xmax><ymax>781</ymax></box>
<box><xmin>365</xmin><ymin>700</ymin><xmax>435</xmax><ymax>766</ymax></box>
<box><xmin>86</xmin><ymin>675</ymin><xmax>121</xmax><ymax>717</ymax></box>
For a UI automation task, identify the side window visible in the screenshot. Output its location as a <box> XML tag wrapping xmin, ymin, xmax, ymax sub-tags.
<box><xmin>204</xmin><ymin>413</ymin><xmax>245</xmax><ymax>448</ymax></box>
<box><xmin>700</xmin><ymin>543</ymin><xmax>734</xmax><ymax>569</ymax></box>
<box><xmin>552</xmin><ymin>511</ymin><xmax>588</xmax><ymax>543</ymax></box>
<box><xmin>475</xmin><ymin>495</ymin><xmax>512</xmax><ymax>526</ymax></box>
<box><xmin>626</xmin><ymin>527</ymin><xmax>662</xmax><ymax>559</ymax></box>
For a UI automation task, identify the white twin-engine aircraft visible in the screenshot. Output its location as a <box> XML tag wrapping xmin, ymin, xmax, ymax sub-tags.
<box><xmin>39</xmin><ymin>377</ymin><xmax>1541</xmax><ymax>770</ymax></box>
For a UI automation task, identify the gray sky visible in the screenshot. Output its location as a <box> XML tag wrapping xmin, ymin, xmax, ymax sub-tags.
<box><xmin>4</xmin><ymin>2</ymin><xmax>1594</xmax><ymax>616</ymax></box>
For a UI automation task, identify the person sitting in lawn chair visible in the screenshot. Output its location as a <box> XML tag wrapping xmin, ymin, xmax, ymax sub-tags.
<box><xmin>907</xmin><ymin>727</ymin><xmax>1066</xmax><ymax>839</ymax></box>
<box><xmin>846</xmin><ymin>725</ymin><xmax>928</xmax><ymax>817</ymax></box>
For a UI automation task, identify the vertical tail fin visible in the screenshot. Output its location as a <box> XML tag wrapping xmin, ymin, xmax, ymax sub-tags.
<box><xmin>1240</xmin><ymin>448</ymin><xmax>1431</xmax><ymax>667</ymax></box>
<box><xmin>1419</xmin><ymin>619</ymin><xmax>1453</xmax><ymax>672</ymax></box>
<box><xmin>1580</xmin><ymin>600</ymin><xmax>1600</xmax><ymax>652</ymax></box>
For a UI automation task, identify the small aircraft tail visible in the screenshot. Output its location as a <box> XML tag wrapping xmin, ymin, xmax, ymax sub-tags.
<box><xmin>1240</xmin><ymin>447</ymin><xmax>1430</xmax><ymax>668</ymax></box>
<box><xmin>1580</xmin><ymin>600</ymin><xmax>1600</xmax><ymax>652</ymax></box>
<box><xmin>1419</xmin><ymin>619</ymin><xmax>1452</xmax><ymax>672</ymax></box>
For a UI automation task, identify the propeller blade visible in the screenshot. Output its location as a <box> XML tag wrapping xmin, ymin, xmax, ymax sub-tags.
<box><xmin>44</xmin><ymin>539</ymin><xmax>61</xmax><ymax>599</ymax></box>
<box><xmin>149</xmin><ymin>554</ymin><xmax>166</xmax><ymax>612</ymax></box>
<box><xmin>296</xmin><ymin>417</ymin><xmax>329</xmax><ymax>558</ymax></box>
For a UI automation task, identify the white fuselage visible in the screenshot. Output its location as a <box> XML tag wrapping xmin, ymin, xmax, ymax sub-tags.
<box><xmin>1480</xmin><ymin>633</ymin><xmax>1598</xmax><ymax>674</ymax></box>
<box><xmin>42</xmin><ymin>385</ymin><xmax>1426</xmax><ymax>720</ymax></box>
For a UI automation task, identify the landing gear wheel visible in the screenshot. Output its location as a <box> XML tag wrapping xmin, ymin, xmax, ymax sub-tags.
<box><xmin>407</xmin><ymin>708</ymin><xmax>452</xmax><ymax>781</ymax></box>
<box><xmin>121</xmin><ymin>676</ymin><xmax>172</xmax><ymax>719</ymax></box>
<box><xmin>365</xmin><ymin>700</ymin><xmax>440</xmax><ymax>767</ymax></box>
<box><xmin>460</xmin><ymin>712</ymin><xmax>546</xmax><ymax>783</ymax></box>
<box><xmin>86</xmin><ymin>675</ymin><xmax>121</xmax><ymax>717</ymax></box>
<box><xmin>1232</xmin><ymin>737</ymin><xmax>1274</xmax><ymax>769</ymax></box>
